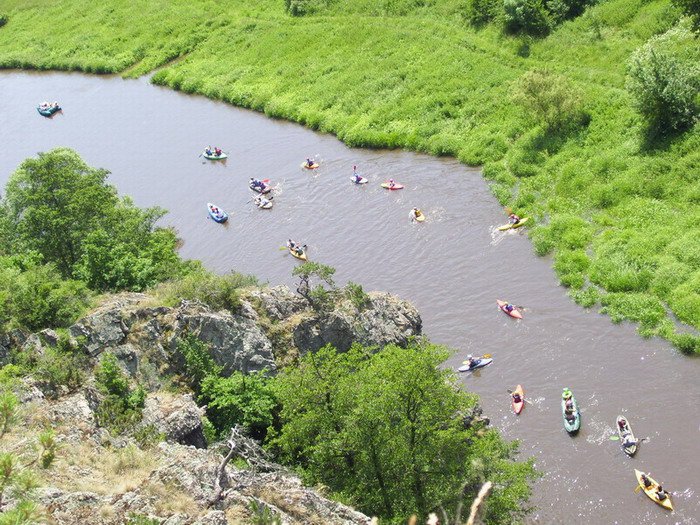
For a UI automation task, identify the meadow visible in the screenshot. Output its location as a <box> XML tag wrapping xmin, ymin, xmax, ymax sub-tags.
<box><xmin>0</xmin><ymin>0</ymin><xmax>698</xmax><ymax>352</ymax></box>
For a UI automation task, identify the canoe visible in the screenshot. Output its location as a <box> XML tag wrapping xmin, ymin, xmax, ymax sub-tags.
<box><xmin>381</xmin><ymin>182</ymin><xmax>404</xmax><ymax>190</ymax></box>
<box><xmin>498</xmin><ymin>217</ymin><xmax>530</xmax><ymax>231</ymax></box>
<box><xmin>497</xmin><ymin>299</ymin><xmax>523</xmax><ymax>319</ymax></box>
<box><xmin>203</xmin><ymin>151</ymin><xmax>228</xmax><ymax>160</ymax></box>
<box><xmin>458</xmin><ymin>356</ymin><xmax>492</xmax><ymax>373</ymax></box>
<box><xmin>249</xmin><ymin>183</ymin><xmax>271</xmax><ymax>194</ymax></box>
<box><xmin>415</xmin><ymin>213</ymin><xmax>425</xmax><ymax>223</ymax></box>
<box><xmin>351</xmin><ymin>176</ymin><xmax>368</xmax><ymax>184</ymax></box>
<box><xmin>511</xmin><ymin>385</ymin><xmax>525</xmax><ymax>415</ymax></box>
<box><xmin>289</xmin><ymin>247</ymin><xmax>307</xmax><ymax>261</ymax></box>
<box><xmin>207</xmin><ymin>202</ymin><xmax>228</xmax><ymax>223</ymax></box>
<box><xmin>634</xmin><ymin>469</ymin><xmax>673</xmax><ymax>510</ymax></box>
<box><xmin>37</xmin><ymin>105</ymin><xmax>60</xmax><ymax>117</ymax></box>
<box><xmin>302</xmin><ymin>162</ymin><xmax>320</xmax><ymax>169</ymax></box>
<box><xmin>616</xmin><ymin>416</ymin><xmax>637</xmax><ymax>456</ymax></box>
<box><xmin>561</xmin><ymin>388</ymin><xmax>580</xmax><ymax>434</ymax></box>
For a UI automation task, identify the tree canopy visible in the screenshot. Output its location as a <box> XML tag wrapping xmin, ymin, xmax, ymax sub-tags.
<box><xmin>269</xmin><ymin>341</ymin><xmax>535</xmax><ymax>523</ymax></box>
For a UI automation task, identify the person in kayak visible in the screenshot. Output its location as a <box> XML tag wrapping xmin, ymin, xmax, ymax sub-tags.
<box><xmin>656</xmin><ymin>486</ymin><xmax>669</xmax><ymax>501</ymax></box>
<box><xmin>205</xmin><ymin>146</ymin><xmax>213</xmax><ymax>156</ymax></box>
<box><xmin>640</xmin><ymin>473</ymin><xmax>653</xmax><ymax>489</ymax></box>
<box><xmin>353</xmin><ymin>166</ymin><xmax>363</xmax><ymax>183</ymax></box>
<box><xmin>509</xmin><ymin>213</ymin><xmax>521</xmax><ymax>225</ymax></box>
<box><xmin>621</xmin><ymin>433</ymin><xmax>638</xmax><ymax>448</ymax></box>
<box><xmin>389</xmin><ymin>178</ymin><xmax>396</xmax><ymax>188</ymax></box>
<box><xmin>306</xmin><ymin>158</ymin><xmax>315</xmax><ymax>167</ymax></box>
<box><xmin>617</xmin><ymin>418</ymin><xmax>627</xmax><ymax>431</ymax></box>
<box><xmin>288</xmin><ymin>239</ymin><xmax>306</xmax><ymax>256</ymax></box>
<box><xmin>255</xmin><ymin>195</ymin><xmax>272</xmax><ymax>207</ymax></box>
<box><xmin>504</xmin><ymin>303</ymin><xmax>516</xmax><ymax>313</ymax></box>
<box><xmin>511</xmin><ymin>390</ymin><xmax>522</xmax><ymax>404</ymax></box>
<box><xmin>250</xmin><ymin>178</ymin><xmax>267</xmax><ymax>191</ymax></box>
<box><xmin>465</xmin><ymin>355</ymin><xmax>479</xmax><ymax>369</ymax></box>
<box><xmin>214</xmin><ymin>147</ymin><xmax>222</xmax><ymax>156</ymax></box>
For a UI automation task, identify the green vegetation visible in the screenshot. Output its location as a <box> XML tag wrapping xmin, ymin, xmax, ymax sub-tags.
<box><xmin>0</xmin><ymin>0</ymin><xmax>698</xmax><ymax>351</ymax></box>
<box><xmin>94</xmin><ymin>353</ymin><xmax>146</xmax><ymax>434</ymax></box>
<box><xmin>270</xmin><ymin>341</ymin><xmax>535</xmax><ymax>523</ymax></box>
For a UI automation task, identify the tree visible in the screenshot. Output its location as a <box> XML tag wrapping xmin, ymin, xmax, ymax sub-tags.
<box><xmin>626</xmin><ymin>25</ymin><xmax>700</xmax><ymax>136</ymax></box>
<box><xmin>291</xmin><ymin>262</ymin><xmax>336</xmax><ymax>308</ymax></box>
<box><xmin>503</xmin><ymin>0</ymin><xmax>552</xmax><ymax>36</ymax></box>
<box><xmin>2</xmin><ymin>148</ymin><xmax>186</xmax><ymax>291</ymax></box>
<box><xmin>270</xmin><ymin>342</ymin><xmax>535</xmax><ymax>522</ymax></box>
<box><xmin>512</xmin><ymin>70</ymin><xmax>584</xmax><ymax>131</ymax></box>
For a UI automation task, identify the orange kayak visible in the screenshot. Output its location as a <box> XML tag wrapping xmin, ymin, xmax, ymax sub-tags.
<box><xmin>497</xmin><ymin>299</ymin><xmax>523</xmax><ymax>319</ymax></box>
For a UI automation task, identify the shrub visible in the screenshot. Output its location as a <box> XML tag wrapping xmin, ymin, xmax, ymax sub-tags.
<box><xmin>673</xmin><ymin>0</ymin><xmax>700</xmax><ymax>32</ymax></box>
<box><xmin>465</xmin><ymin>0</ymin><xmax>504</xmax><ymax>25</ymax></box>
<box><xmin>0</xmin><ymin>14</ymin><xmax>7</xmax><ymax>28</ymax></box>
<box><xmin>177</xmin><ymin>334</ymin><xmax>221</xmax><ymax>395</ymax></box>
<box><xmin>504</xmin><ymin>0</ymin><xmax>552</xmax><ymax>35</ymax></box>
<box><xmin>199</xmin><ymin>371</ymin><xmax>277</xmax><ymax>441</ymax></box>
<box><xmin>0</xmin><ymin>391</ymin><xmax>18</xmax><ymax>437</ymax></box>
<box><xmin>513</xmin><ymin>70</ymin><xmax>585</xmax><ymax>131</ymax></box>
<box><xmin>94</xmin><ymin>353</ymin><xmax>145</xmax><ymax>434</ymax></box>
<box><xmin>284</xmin><ymin>0</ymin><xmax>328</xmax><ymax>16</ymax></box>
<box><xmin>626</xmin><ymin>25</ymin><xmax>700</xmax><ymax>135</ymax></box>
<box><xmin>546</xmin><ymin>0</ymin><xmax>595</xmax><ymax>24</ymax></box>
<box><xmin>344</xmin><ymin>282</ymin><xmax>371</xmax><ymax>310</ymax></box>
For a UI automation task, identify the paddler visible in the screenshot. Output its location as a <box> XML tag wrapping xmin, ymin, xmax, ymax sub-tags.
<box><xmin>353</xmin><ymin>165</ymin><xmax>363</xmax><ymax>183</ymax></box>
<box><xmin>509</xmin><ymin>213</ymin><xmax>521</xmax><ymax>225</ymax></box>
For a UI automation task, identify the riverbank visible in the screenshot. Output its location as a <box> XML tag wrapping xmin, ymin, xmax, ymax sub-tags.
<box><xmin>0</xmin><ymin>1</ymin><xmax>698</xmax><ymax>351</ymax></box>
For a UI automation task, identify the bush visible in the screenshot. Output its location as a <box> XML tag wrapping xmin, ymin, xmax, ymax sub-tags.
<box><xmin>284</xmin><ymin>0</ymin><xmax>328</xmax><ymax>16</ymax></box>
<box><xmin>344</xmin><ymin>282</ymin><xmax>371</xmax><ymax>309</ymax></box>
<box><xmin>673</xmin><ymin>0</ymin><xmax>700</xmax><ymax>32</ymax></box>
<box><xmin>512</xmin><ymin>70</ymin><xmax>584</xmax><ymax>131</ymax></box>
<box><xmin>546</xmin><ymin>0</ymin><xmax>595</xmax><ymax>24</ymax></box>
<box><xmin>504</xmin><ymin>0</ymin><xmax>553</xmax><ymax>35</ymax></box>
<box><xmin>0</xmin><ymin>14</ymin><xmax>7</xmax><ymax>28</ymax></box>
<box><xmin>0</xmin><ymin>392</ymin><xmax>18</xmax><ymax>437</ymax></box>
<box><xmin>94</xmin><ymin>353</ymin><xmax>145</xmax><ymax>434</ymax></box>
<box><xmin>199</xmin><ymin>371</ymin><xmax>277</xmax><ymax>441</ymax></box>
<box><xmin>152</xmin><ymin>269</ymin><xmax>257</xmax><ymax>313</ymax></box>
<box><xmin>465</xmin><ymin>0</ymin><xmax>504</xmax><ymax>25</ymax></box>
<box><xmin>177</xmin><ymin>334</ymin><xmax>221</xmax><ymax>395</ymax></box>
<box><xmin>626</xmin><ymin>25</ymin><xmax>700</xmax><ymax>136</ymax></box>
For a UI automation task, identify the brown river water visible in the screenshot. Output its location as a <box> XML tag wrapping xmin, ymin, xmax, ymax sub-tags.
<box><xmin>1</xmin><ymin>71</ymin><xmax>698</xmax><ymax>524</ymax></box>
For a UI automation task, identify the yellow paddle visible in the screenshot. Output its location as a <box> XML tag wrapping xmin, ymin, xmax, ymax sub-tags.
<box><xmin>634</xmin><ymin>485</ymin><xmax>642</xmax><ymax>493</ymax></box>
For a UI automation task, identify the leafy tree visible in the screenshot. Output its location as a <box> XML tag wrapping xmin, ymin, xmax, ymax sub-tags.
<box><xmin>503</xmin><ymin>0</ymin><xmax>552</xmax><ymax>36</ymax></box>
<box><xmin>199</xmin><ymin>371</ymin><xmax>277</xmax><ymax>441</ymax></box>
<box><xmin>270</xmin><ymin>342</ymin><xmax>535</xmax><ymax>522</ymax></box>
<box><xmin>465</xmin><ymin>0</ymin><xmax>504</xmax><ymax>25</ymax></box>
<box><xmin>545</xmin><ymin>0</ymin><xmax>594</xmax><ymax>24</ymax></box>
<box><xmin>512</xmin><ymin>70</ymin><xmax>584</xmax><ymax>131</ymax></box>
<box><xmin>626</xmin><ymin>25</ymin><xmax>700</xmax><ymax>136</ymax></box>
<box><xmin>673</xmin><ymin>0</ymin><xmax>700</xmax><ymax>31</ymax></box>
<box><xmin>2</xmin><ymin>148</ymin><xmax>187</xmax><ymax>291</ymax></box>
<box><xmin>292</xmin><ymin>262</ymin><xmax>336</xmax><ymax>309</ymax></box>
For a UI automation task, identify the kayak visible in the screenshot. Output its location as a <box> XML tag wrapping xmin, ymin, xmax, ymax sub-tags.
<box><xmin>302</xmin><ymin>162</ymin><xmax>320</xmax><ymax>169</ymax></box>
<box><xmin>561</xmin><ymin>388</ymin><xmax>581</xmax><ymax>434</ymax></box>
<box><xmin>414</xmin><ymin>213</ymin><xmax>425</xmax><ymax>223</ymax></box>
<box><xmin>289</xmin><ymin>247</ymin><xmax>307</xmax><ymax>261</ymax></box>
<box><xmin>511</xmin><ymin>385</ymin><xmax>525</xmax><ymax>415</ymax></box>
<box><xmin>497</xmin><ymin>299</ymin><xmax>523</xmax><ymax>319</ymax></box>
<box><xmin>498</xmin><ymin>217</ymin><xmax>530</xmax><ymax>231</ymax></box>
<box><xmin>616</xmin><ymin>416</ymin><xmax>637</xmax><ymax>456</ymax></box>
<box><xmin>203</xmin><ymin>151</ymin><xmax>227</xmax><ymax>160</ymax></box>
<box><xmin>458</xmin><ymin>356</ymin><xmax>493</xmax><ymax>373</ymax></box>
<box><xmin>351</xmin><ymin>176</ymin><xmax>368</xmax><ymax>184</ymax></box>
<box><xmin>634</xmin><ymin>469</ymin><xmax>673</xmax><ymax>510</ymax></box>
<box><xmin>381</xmin><ymin>182</ymin><xmax>404</xmax><ymax>190</ymax></box>
<box><xmin>37</xmin><ymin>104</ymin><xmax>60</xmax><ymax>117</ymax></box>
<box><xmin>255</xmin><ymin>199</ymin><xmax>273</xmax><ymax>209</ymax></box>
<box><xmin>207</xmin><ymin>202</ymin><xmax>228</xmax><ymax>223</ymax></box>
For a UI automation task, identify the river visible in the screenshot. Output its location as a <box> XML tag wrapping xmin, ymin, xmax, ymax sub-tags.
<box><xmin>1</xmin><ymin>71</ymin><xmax>698</xmax><ymax>524</ymax></box>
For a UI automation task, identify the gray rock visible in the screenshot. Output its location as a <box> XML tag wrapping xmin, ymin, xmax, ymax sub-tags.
<box><xmin>193</xmin><ymin>511</ymin><xmax>227</xmax><ymax>525</ymax></box>
<box><xmin>247</xmin><ymin>286</ymin><xmax>308</xmax><ymax>322</ymax></box>
<box><xmin>39</xmin><ymin>328</ymin><xmax>60</xmax><ymax>346</ymax></box>
<box><xmin>140</xmin><ymin>393</ymin><xmax>206</xmax><ymax>448</ymax></box>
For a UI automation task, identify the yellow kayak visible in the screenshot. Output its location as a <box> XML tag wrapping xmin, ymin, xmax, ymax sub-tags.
<box><xmin>498</xmin><ymin>217</ymin><xmax>529</xmax><ymax>231</ymax></box>
<box><xmin>415</xmin><ymin>214</ymin><xmax>425</xmax><ymax>222</ymax></box>
<box><xmin>635</xmin><ymin>470</ymin><xmax>673</xmax><ymax>510</ymax></box>
<box><xmin>289</xmin><ymin>247</ymin><xmax>308</xmax><ymax>261</ymax></box>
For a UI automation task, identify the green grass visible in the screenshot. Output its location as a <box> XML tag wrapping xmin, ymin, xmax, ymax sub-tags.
<box><xmin>0</xmin><ymin>0</ymin><xmax>698</xmax><ymax>352</ymax></box>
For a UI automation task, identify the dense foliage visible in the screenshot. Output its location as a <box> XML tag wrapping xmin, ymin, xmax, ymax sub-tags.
<box><xmin>270</xmin><ymin>342</ymin><xmax>535</xmax><ymax>523</ymax></box>
<box><xmin>94</xmin><ymin>353</ymin><xmax>146</xmax><ymax>434</ymax></box>
<box><xmin>1</xmin><ymin>0</ymin><xmax>697</xmax><ymax>351</ymax></box>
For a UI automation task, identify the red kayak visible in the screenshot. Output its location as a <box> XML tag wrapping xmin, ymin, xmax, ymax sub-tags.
<box><xmin>511</xmin><ymin>385</ymin><xmax>524</xmax><ymax>414</ymax></box>
<box><xmin>497</xmin><ymin>299</ymin><xmax>522</xmax><ymax>319</ymax></box>
<box><xmin>381</xmin><ymin>182</ymin><xmax>404</xmax><ymax>190</ymax></box>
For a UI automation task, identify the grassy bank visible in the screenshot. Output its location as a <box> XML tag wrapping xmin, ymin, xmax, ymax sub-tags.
<box><xmin>1</xmin><ymin>0</ymin><xmax>699</xmax><ymax>352</ymax></box>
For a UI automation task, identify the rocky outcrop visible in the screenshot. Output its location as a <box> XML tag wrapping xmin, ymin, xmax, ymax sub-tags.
<box><xmin>140</xmin><ymin>393</ymin><xmax>207</xmax><ymax>449</ymax></box>
<box><xmin>54</xmin><ymin>286</ymin><xmax>420</xmax><ymax>382</ymax></box>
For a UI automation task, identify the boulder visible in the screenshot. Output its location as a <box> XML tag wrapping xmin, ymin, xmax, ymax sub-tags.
<box><xmin>140</xmin><ymin>393</ymin><xmax>206</xmax><ymax>449</ymax></box>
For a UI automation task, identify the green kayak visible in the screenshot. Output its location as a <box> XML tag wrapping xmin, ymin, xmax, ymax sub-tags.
<box><xmin>561</xmin><ymin>388</ymin><xmax>580</xmax><ymax>434</ymax></box>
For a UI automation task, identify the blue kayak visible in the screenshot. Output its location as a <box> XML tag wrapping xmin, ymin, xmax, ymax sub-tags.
<box><xmin>37</xmin><ymin>104</ymin><xmax>61</xmax><ymax>117</ymax></box>
<box><xmin>207</xmin><ymin>202</ymin><xmax>228</xmax><ymax>223</ymax></box>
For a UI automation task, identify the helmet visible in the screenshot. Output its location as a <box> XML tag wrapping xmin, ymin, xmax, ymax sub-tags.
<box><xmin>467</xmin><ymin>354</ymin><xmax>473</xmax><ymax>359</ymax></box>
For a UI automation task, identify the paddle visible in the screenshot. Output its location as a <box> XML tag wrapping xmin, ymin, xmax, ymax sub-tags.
<box><xmin>506</xmin><ymin>388</ymin><xmax>534</xmax><ymax>405</ymax></box>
